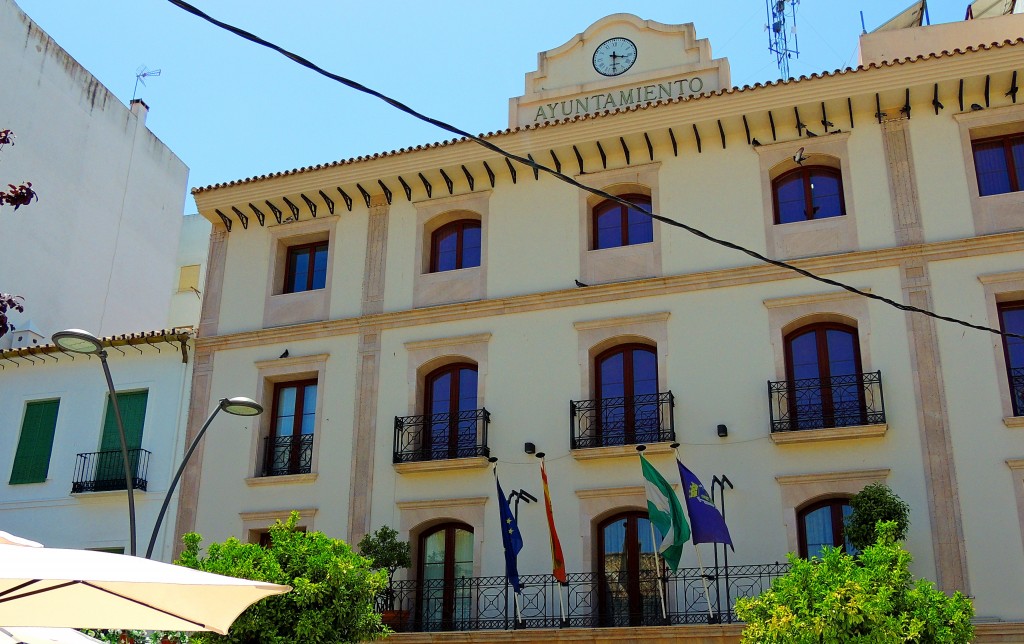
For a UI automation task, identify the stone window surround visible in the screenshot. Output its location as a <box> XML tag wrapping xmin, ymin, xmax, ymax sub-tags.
<box><xmin>240</xmin><ymin>508</ymin><xmax>317</xmax><ymax>544</ymax></box>
<box><xmin>263</xmin><ymin>217</ymin><xmax>337</xmax><ymax>328</ymax></box>
<box><xmin>575</xmin><ymin>483</ymin><xmax>679</xmax><ymax>573</ymax></box>
<box><xmin>573</xmin><ymin>312</ymin><xmax>670</xmax><ymax>401</ymax></box>
<box><xmin>978</xmin><ymin>270</ymin><xmax>1024</xmax><ymax>426</ymax></box>
<box><xmin>764</xmin><ymin>290</ymin><xmax>884</xmax><ymax>443</ymax></box>
<box><xmin>404</xmin><ymin>333</ymin><xmax>491</xmax><ymax>416</ymax></box>
<box><xmin>775</xmin><ymin>468</ymin><xmax>889</xmax><ymax>554</ymax></box>
<box><xmin>248</xmin><ymin>353</ymin><xmax>329</xmax><ymax>480</ymax></box>
<box><xmin>755</xmin><ymin>133</ymin><xmax>859</xmax><ymax>261</ymax></box>
<box><xmin>576</xmin><ymin>163</ymin><xmax>662</xmax><ymax>286</ymax></box>
<box><xmin>397</xmin><ymin>496</ymin><xmax>487</xmax><ymax>581</ymax></box>
<box><xmin>413</xmin><ymin>192</ymin><xmax>490</xmax><ymax>309</ymax></box>
<box><xmin>954</xmin><ymin>104</ymin><xmax>1024</xmax><ymax>236</ymax></box>
<box><xmin>1006</xmin><ymin>459</ymin><xmax>1024</xmax><ymax>559</ymax></box>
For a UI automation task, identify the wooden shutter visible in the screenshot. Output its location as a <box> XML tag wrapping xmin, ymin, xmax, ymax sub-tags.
<box><xmin>99</xmin><ymin>390</ymin><xmax>148</xmax><ymax>452</ymax></box>
<box><xmin>9</xmin><ymin>399</ymin><xmax>60</xmax><ymax>485</ymax></box>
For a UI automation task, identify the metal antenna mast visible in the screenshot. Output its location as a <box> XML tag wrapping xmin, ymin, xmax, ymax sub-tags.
<box><xmin>132</xmin><ymin>65</ymin><xmax>162</xmax><ymax>102</ymax></box>
<box><xmin>766</xmin><ymin>0</ymin><xmax>800</xmax><ymax>79</ymax></box>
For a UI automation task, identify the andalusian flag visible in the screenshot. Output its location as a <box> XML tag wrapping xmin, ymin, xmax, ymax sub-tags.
<box><xmin>640</xmin><ymin>453</ymin><xmax>690</xmax><ymax>571</ymax></box>
<box><xmin>540</xmin><ymin>461</ymin><xmax>567</xmax><ymax>584</ymax></box>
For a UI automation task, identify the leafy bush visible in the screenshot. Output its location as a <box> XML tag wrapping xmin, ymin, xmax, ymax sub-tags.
<box><xmin>735</xmin><ymin>521</ymin><xmax>973</xmax><ymax>643</ymax></box>
<box><xmin>176</xmin><ymin>512</ymin><xmax>388</xmax><ymax>644</ymax></box>
<box><xmin>845</xmin><ymin>483</ymin><xmax>910</xmax><ymax>551</ymax></box>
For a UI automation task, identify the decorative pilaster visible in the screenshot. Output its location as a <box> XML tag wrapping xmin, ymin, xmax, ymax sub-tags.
<box><xmin>171</xmin><ymin>345</ymin><xmax>214</xmax><ymax>559</ymax></box>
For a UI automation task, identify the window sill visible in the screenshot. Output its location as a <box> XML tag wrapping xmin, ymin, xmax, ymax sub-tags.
<box><xmin>245</xmin><ymin>472</ymin><xmax>318</xmax><ymax>486</ymax></box>
<box><xmin>770</xmin><ymin>423</ymin><xmax>887</xmax><ymax>445</ymax></box>
<box><xmin>571</xmin><ymin>441</ymin><xmax>675</xmax><ymax>461</ymax></box>
<box><xmin>1004</xmin><ymin>416</ymin><xmax>1024</xmax><ymax>428</ymax></box>
<box><xmin>394</xmin><ymin>456</ymin><xmax>490</xmax><ymax>474</ymax></box>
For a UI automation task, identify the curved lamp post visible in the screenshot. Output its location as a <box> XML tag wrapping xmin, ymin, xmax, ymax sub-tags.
<box><xmin>145</xmin><ymin>396</ymin><xmax>263</xmax><ymax>559</ymax></box>
<box><xmin>52</xmin><ymin>329</ymin><xmax>139</xmax><ymax>556</ymax></box>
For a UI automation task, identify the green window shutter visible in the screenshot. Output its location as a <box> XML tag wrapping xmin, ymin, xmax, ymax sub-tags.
<box><xmin>10</xmin><ymin>399</ymin><xmax>60</xmax><ymax>485</ymax></box>
<box><xmin>99</xmin><ymin>390</ymin><xmax>148</xmax><ymax>453</ymax></box>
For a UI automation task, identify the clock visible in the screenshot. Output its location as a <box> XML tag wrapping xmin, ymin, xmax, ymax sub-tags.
<box><xmin>593</xmin><ymin>37</ymin><xmax>637</xmax><ymax>77</ymax></box>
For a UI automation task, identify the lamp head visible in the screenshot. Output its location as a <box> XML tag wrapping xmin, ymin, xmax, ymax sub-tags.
<box><xmin>219</xmin><ymin>397</ymin><xmax>263</xmax><ymax>416</ymax></box>
<box><xmin>52</xmin><ymin>329</ymin><xmax>103</xmax><ymax>355</ymax></box>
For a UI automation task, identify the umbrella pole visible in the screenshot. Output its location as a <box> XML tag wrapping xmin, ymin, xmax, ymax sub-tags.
<box><xmin>99</xmin><ymin>351</ymin><xmax>137</xmax><ymax>557</ymax></box>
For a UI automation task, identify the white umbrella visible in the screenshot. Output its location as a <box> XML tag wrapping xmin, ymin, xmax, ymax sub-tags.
<box><xmin>0</xmin><ymin>627</ymin><xmax>102</xmax><ymax>644</ymax></box>
<box><xmin>0</xmin><ymin>544</ymin><xmax>290</xmax><ymax>635</ymax></box>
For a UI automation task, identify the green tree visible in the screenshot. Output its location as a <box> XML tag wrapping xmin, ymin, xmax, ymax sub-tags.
<box><xmin>357</xmin><ymin>526</ymin><xmax>411</xmax><ymax>608</ymax></box>
<box><xmin>845</xmin><ymin>483</ymin><xmax>911</xmax><ymax>551</ymax></box>
<box><xmin>735</xmin><ymin>522</ymin><xmax>973</xmax><ymax>643</ymax></box>
<box><xmin>176</xmin><ymin>512</ymin><xmax>388</xmax><ymax>644</ymax></box>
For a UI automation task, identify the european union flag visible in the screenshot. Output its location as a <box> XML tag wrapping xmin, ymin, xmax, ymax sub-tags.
<box><xmin>496</xmin><ymin>476</ymin><xmax>524</xmax><ymax>593</ymax></box>
<box><xmin>677</xmin><ymin>460</ymin><xmax>734</xmax><ymax>550</ymax></box>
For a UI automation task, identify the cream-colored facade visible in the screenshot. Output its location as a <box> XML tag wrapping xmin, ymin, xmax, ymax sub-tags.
<box><xmin>182</xmin><ymin>9</ymin><xmax>1024</xmax><ymax>642</ymax></box>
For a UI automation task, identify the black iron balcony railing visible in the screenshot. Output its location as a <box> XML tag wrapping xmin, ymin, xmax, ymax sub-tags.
<box><xmin>393</xmin><ymin>408</ymin><xmax>490</xmax><ymax>464</ymax></box>
<box><xmin>768</xmin><ymin>371</ymin><xmax>885</xmax><ymax>433</ymax></box>
<box><xmin>1011</xmin><ymin>367</ymin><xmax>1024</xmax><ymax>417</ymax></box>
<box><xmin>261</xmin><ymin>434</ymin><xmax>313</xmax><ymax>477</ymax></box>
<box><xmin>71</xmin><ymin>448</ymin><xmax>150</xmax><ymax>493</ymax></box>
<box><xmin>570</xmin><ymin>391</ymin><xmax>674</xmax><ymax>450</ymax></box>
<box><xmin>377</xmin><ymin>562</ymin><xmax>788</xmax><ymax>633</ymax></box>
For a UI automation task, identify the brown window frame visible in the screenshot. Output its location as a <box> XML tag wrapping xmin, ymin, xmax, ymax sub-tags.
<box><xmin>972</xmin><ymin>133</ymin><xmax>1024</xmax><ymax>196</ymax></box>
<box><xmin>267</xmin><ymin>378</ymin><xmax>318</xmax><ymax>475</ymax></box>
<box><xmin>596</xmin><ymin>510</ymin><xmax>661</xmax><ymax>627</ymax></box>
<box><xmin>783</xmin><ymin>322</ymin><xmax>864</xmax><ymax>428</ymax></box>
<box><xmin>283</xmin><ymin>241</ymin><xmax>329</xmax><ymax>294</ymax></box>
<box><xmin>594</xmin><ymin>343</ymin><xmax>658</xmax><ymax>445</ymax></box>
<box><xmin>423</xmin><ymin>362</ymin><xmax>478</xmax><ymax>459</ymax></box>
<box><xmin>771</xmin><ymin>166</ymin><xmax>846</xmax><ymax>224</ymax></box>
<box><xmin>998</xmin><ymin>301</ymin><xmax>1024</xmax><ymax>416</ymax></box>
<box><xmin>797</xmin><ymin>497</ymin><xmax>852</xmax><ymax>558</ymax></box>
<box><xmin>417</xmin><ymin>522</ymin><xmax>473</xmax><ymax>630</ymax></box>
<box><xmin>591</xmin><ymin>194</ymin><xmax>653</xmax><ymax>250</ymax></box>
<box><xmin>429</xmin><ymin>220</ymin><xmax>481</xmax><ymax>273</ymax></box>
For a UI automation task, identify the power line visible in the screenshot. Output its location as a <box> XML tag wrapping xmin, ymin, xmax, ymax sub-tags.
<box><xmin>167</xmin><ymin>0</ymin><xmax>1023</xmax><ymax>342</ymax></box>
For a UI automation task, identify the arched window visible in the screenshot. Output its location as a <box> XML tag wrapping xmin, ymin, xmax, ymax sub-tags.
<box><xmin>424</xmin><ymin>363</ymin><xmax>479</xmax><ymax>460</ymax></box>
<box><xmin>972</xmin><ymin>133</ymin><xmax>1024</xmax><ymax>196</ymax></box>
<box><xmin>594</xmin><ymin>344</ymin><xmax>660</xmax><ymax>446</ymax></box>
<box><xmin>784</xmin><ymin>323</ymin><xmax>864</xmax><ymax>429</ymax></box>
<box><xmin>418</xmin><ymin>522</ymin><xmax>473</xmax><ymax>630</ymax></box>
<box><xmin>998</xmin><ymin>301</ymin><xmax>1024</xmax><ymax>416</ymax></box>
<box><xmin>798</xmin><ymin>498</ymin><xmax>853</xmax><ymax>558</ymax></box>
<box><xmin>772</xmin><ymin>166</ymin><xmax>845</xmax><ymax>225</ymax></box>
<box><xmin>597</xmin><ymin>511</ymin><xmax>660</xmax><ymax>627</ymax></box>
<box><xmin>430</xmin><ymin>220</ymin><xmax>481</xmax><ymax>272</ymax></box>
<box><xmin>592</xmin><ymin>194</ymin><xmax>653</xmax><ymax>250</ymax></box>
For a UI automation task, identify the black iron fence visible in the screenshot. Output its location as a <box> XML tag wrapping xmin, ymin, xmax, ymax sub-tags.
<box><xmin>378</xmin><ymin>562</ymin><xmax>788</xmax><ymax>633</ymax></box>
<box><xmin>768</xmin><ymin>371</ymin><xmax>885</xmax><ymax>433</ymax></box>
<box><xmin>1011</xmin><ymin>367</ymin><xmax>1024</xmax><ymax>417</ymax></box>
<box><xmin>393</xmin><ymin>408</ymin><xmax>490</xmax><ymax>463</ymax></box>
<box><xmin>71</xmin><ymin>448</ymin><xmax>150</xmax><ymax>493</ymax></box>
<box><xmin>261</xmin><ymin>434</ymin><xmax>313</xmax><ymax>477</ymax></box>
<box><xmin>570</xmin><ymin>391</ymin><xmax>675</xmax><ymax>449</ymax></box>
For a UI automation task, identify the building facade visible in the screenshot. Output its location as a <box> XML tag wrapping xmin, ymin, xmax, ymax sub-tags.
<box><xmin>0</xmin><ymin>0</ymin><xmax>210</xmax><ymax>563</ymax></box>
<box><xmin>180</xmin><ymin>8</ymin><xmax>1024</xmax><ymax>641</ymax></box>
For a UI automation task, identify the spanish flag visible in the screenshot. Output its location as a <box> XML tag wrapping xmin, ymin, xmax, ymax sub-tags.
<box><xmin>540</xmin><ymin>460</ymin><xmax>567</xmax><ymax>584</ymax></box>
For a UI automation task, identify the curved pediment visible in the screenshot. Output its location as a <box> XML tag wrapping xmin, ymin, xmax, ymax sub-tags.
<box><xmin>509</xmin><ymin>14</ymin><xmax>730</xmax><ymax>128</ymax></box>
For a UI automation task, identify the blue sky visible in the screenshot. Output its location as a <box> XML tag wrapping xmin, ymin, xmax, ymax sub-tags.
<box><xmin>16</xmin><ymin>1</ymin><xmax>972</xmax><ymax>212</ymax></box>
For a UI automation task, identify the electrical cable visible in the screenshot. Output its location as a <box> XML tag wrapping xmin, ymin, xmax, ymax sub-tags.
<box><xmin>167</xmin><ymin>0</ymin><xmax>1024</xmax><ymax>341</ymax></box>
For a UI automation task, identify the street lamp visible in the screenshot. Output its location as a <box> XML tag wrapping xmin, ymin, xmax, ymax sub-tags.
<box><xmin>52</xmin><ymin>329</ymin><xmax>139</xmax><ymax>556</ymax></box>
<box><xmin>145</xmin><ymin>396</ymin><xmax>263</xmax><ymax>559</ymax></box>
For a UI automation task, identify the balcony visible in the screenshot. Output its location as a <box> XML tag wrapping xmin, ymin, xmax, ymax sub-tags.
<box><xmin>71</xmin><ymin>449</ymin><xmax>150</xmax><ymax>493</ymax></box>
<box><xmin>378</xmin><ymin>562</ymin><xmax>788</xmax><ymax>633</ymax></box>
<box><xmin>1011</xmin><ymin>367</ymin><xmax>1024</xmax><ymax>417</ymax></box>
<box><xmin>393</xmin><ymin>409</ymin><xmax>490</xmax><ymax>465</ymax></box>
<box><xmin>261</xmin><ymin>434</ymin><xmax>313</xmax><ymax>477</ymax></box>
<box><xmin>768</xmin><ymin>371</ymin><xmax>886</xmax><ymax>435</ymax></box>
<box><xmin>570</xmin><ymin>392</ymin><xmax>675</xmax><ymax>450</ymax></box>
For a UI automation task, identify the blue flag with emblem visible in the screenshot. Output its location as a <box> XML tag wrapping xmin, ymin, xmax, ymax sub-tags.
<box><xmin>677</xmin><ymin>459</ymin><xmax>734</xmax><ymax>550</ymax></box>
<box><xmin>496</xmin><ymin>475</ymin><xmax>524</xmax><ymax>593</ymax></box>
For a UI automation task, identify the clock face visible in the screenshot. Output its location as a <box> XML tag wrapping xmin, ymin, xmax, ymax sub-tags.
<box><xmin>593</xmin><ymin>37</ymin><xmax>637</xmax><ymax>77</ymax></box>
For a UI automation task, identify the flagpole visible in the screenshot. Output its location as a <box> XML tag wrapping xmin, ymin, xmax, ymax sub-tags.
<box><xmin>693</xmin><ymin>543</ymin><xmax>717</xmax><ymax>623</ymax></box>
<box><xmin>538</xmin><ymin>453</ymin><xmax>568</xmax><ymax>628</ymax></box>
<box><xmin>648</xmin><ymin>518</ymin><xmax>669</xmax><ymax>624</ymax></box>
<box><xmin>672</xmin><ymin>443</ymin><xmax>717</xmax><ymax>624</ymax></box>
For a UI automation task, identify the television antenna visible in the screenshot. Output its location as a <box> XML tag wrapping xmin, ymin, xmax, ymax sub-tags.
<box><xmin>132</xmin><ymin>65</ymin><xmax>162</xmax><ymax>102</ymax></box>
<box><xmin>765</xmin><ymin>0</ymin><xmax>800</xmax><ymax>79</ymax></box>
